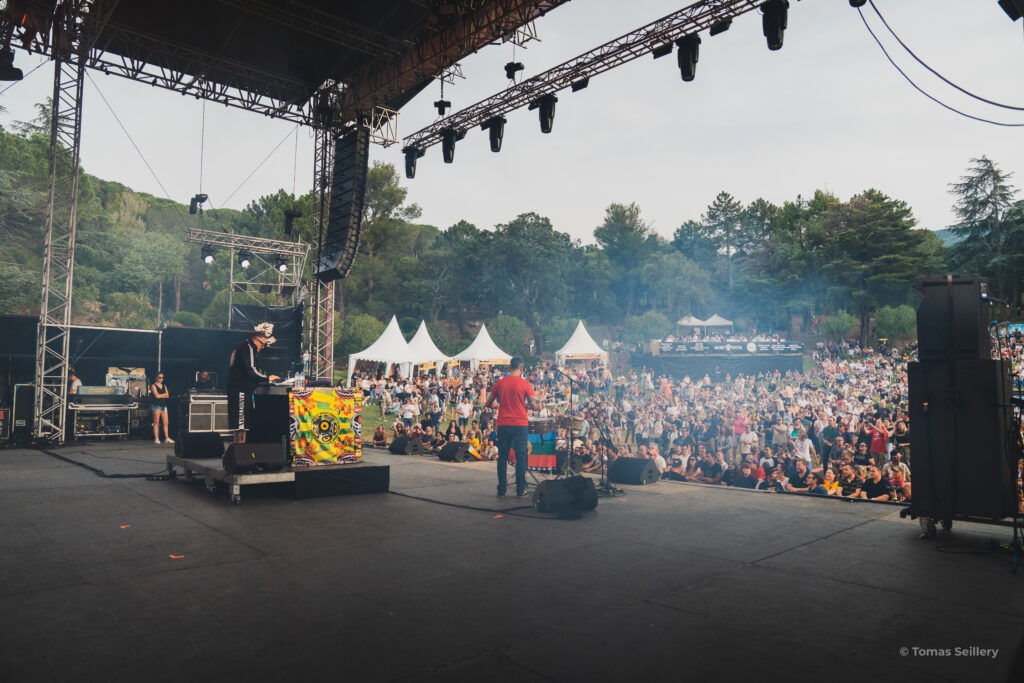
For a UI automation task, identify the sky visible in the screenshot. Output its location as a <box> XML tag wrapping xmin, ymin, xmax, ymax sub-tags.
<box><xmin>1</xmin><ymin>0</ymin><xmax>1023</xmax><ymax>245</ymax></box>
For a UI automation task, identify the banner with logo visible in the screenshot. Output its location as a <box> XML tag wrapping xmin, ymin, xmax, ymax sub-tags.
<box><xmin>289</xmin><ymin>388</ymin><xmax>362</xmax><ymax>465</ymax></box>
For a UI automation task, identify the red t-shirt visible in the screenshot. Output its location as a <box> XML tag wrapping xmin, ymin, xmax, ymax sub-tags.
<box><xmin>488</xmin><ymin>375</ymin><xmax>535</xmax><ymax>427</ymax></box>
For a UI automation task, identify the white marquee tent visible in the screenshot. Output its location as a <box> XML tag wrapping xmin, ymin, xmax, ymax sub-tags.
<box><xmin>346</xmin><ymin>315</ymin><xmax>410</xmax><ymax>385</ymax></box>
<box><xmin>405</xmin><ymin>320</ymin><xmax>452</xmax><ymax>370</ymax></box>
<box><xmin>554</xmin><ymin>320</ymin><xmax>608</xmax><ymax>367</ymax></box>
<box><xmin>452</xmin><ymin>323</ymin><xmax>511</xmax><ymax>369</ymax></box>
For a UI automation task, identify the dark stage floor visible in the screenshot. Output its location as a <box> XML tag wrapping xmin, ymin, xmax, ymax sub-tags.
<box><xmin>1</xmin><ymin>440</ymin><xmax>1022</xmax><ymax>682</ymax></box>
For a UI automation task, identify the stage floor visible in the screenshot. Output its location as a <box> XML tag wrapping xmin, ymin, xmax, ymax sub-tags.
<box><xmin>1</xmin><ymin>440</ymin><xmax>1021</xmax><ymax>682</ymax></box>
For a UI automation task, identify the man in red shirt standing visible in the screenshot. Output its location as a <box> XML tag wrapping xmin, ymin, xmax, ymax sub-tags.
<box><xmin>484</xmin><ymin>357</ymin><xmax>541</xmax><ymax>498</ymax></box>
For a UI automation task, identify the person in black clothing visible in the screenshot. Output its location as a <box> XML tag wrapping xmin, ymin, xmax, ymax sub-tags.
<box><xmin>149</xmin><ymin>372</ymin><xmax>173</xmax><ymax>445</ymax></box>
<box><xmin>227</xmin><ymin>323</ymin><xmax>280</xmax><ymax>444</ymax></box>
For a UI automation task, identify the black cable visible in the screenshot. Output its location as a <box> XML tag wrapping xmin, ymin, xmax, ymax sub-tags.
<box><xmin>857</xmin><ymin>8</ymin><xmax>1024</xmax><ymax>128</ymax></box>
<box><xmin>0</xmin><ymin>59</ymin><xmax>46</xmax><ymax>95</ymax></box>
<box><xmin>36</xmin><ymin>445</ymin><xmax>169</xmax><ymax>479</ymax></box>
<box><xmin>869</xmin><ymin>0</ymin><xmax>1024</xmax><ymax>112</ymax></box>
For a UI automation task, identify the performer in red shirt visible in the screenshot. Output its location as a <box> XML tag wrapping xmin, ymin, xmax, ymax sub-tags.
<box><xmin>484</xmin><ymin>357</ymin><xmax>541</xmax><ymax>498</ymax></box>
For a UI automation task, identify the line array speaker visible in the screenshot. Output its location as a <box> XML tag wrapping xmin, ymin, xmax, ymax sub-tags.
<box><xmin>915</xmin><ymin>275</ymin><xmax>992</xmax><ymax>362</ymax></box>
<box><xmin>316</xmin><ymin>125</ymin><xmax>370</xmax><ymax>283</ymax></box>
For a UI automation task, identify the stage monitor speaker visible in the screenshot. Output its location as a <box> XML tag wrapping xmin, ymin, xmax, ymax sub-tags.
<box><xmin>908</xmin><ymin>359</ymin><xmax>1016</xmax><ymax>520</ymax></box>
<box><xmin>223</xmin><ymin>442</ymin><xmax>286</xmax><ymax>473</ymax></box>
<box><xmin>175</xmin><ymin>431</ymin><xmax>225</xmax><ymax>459</ymax></box>
<box><xmin>608</xmin><ymin>457</ymin><xmax>661</xmax><ymax>485</ymax></box>
<box><xmin>389</xmin><ymin>435</ymin><xmax>423</xmax><ymax>455</ymax></box>
<box><xmin>438</xmin><ymin>441</ymin><xmax>470</xmax><ymax>462</ymax></box>
<box><xmin>534</xmin><ymin>476</ymin><xmax>598</xmax><ymax>515</ymax></box>
<box><xmin>315</xmin><ymin>126</ymin><xmax>370</xmax><ymax>283</ymax></box>
<box><xmin>915</xmin><ymin>275</ymin><xmax>993</xmax><ymax>361</ymax></box>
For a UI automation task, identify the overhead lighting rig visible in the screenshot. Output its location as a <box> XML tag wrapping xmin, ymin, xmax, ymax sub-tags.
<box><xmin>401</xmin><ymin>0</ymin><xmax>769</xmax><ymax>172</ymax></box>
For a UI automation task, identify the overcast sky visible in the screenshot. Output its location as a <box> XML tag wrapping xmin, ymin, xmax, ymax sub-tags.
<box><xmin>1</xmin><ymin>0</ymin><xmax>1022</xmax><ymax>244</ymax></box>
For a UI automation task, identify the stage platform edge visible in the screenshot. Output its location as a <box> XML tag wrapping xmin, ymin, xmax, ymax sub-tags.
<box><xmin>165</xmin><ymin>454</ymin><xmax>390</xmax><ymax>504</ymax></box>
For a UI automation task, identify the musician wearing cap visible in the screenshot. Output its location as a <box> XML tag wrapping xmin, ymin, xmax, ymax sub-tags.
<box><xmin>227</xmin><ymin>322</ymin><xmax>280</xmax><ymax>444</ymax></box>
<box><xmin>484</xmin><ymin>356</ymin><xmax>542</xmax><ymax>498</ymax></box>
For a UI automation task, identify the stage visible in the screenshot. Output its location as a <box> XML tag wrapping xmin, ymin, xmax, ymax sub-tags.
<box><xmin>1</xmin><ymin>440</ymin><xmax>1021</xmax><ymax>682</ymax></box>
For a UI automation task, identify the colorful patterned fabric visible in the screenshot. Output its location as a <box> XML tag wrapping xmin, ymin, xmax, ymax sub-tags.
<box><xmin>289</xmin><ymin>388</ymin><xmax>362</xmax><ymax>466</ymax></box>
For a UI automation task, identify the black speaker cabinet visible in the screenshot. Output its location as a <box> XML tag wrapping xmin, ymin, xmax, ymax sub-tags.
<box><xmin>608</xmin><ymin>457</ymin><xmax>661</xmax><ymax>485</ymax></box>
<box><xmin>388</xmin><ymin>435</ymin><xmax>423</xmax><ymax>455</ymax></box>
<box><xmin>316</xmin><ymin>126</ymin><xmax>370</xmax><ymax>282</ymax></box>
<box><xmin>175</xmin><ymin>431</ymin><xmax>225</xmax><ymax>459</ymax></box>
<box><xmin>915</xmin><ymin>275</ymin><xmax>993</xmax><ymax>361</ymax></box>
<box><xmin>223</xmin><ymin>442</ymin><xmax>286</xmax><ymax>473</ymax></box>
<box><xmin>908</xmin><ymin>359</ymin><xmax>1016</xmax><ymax>520</ymax></box>
<box><xmin>534</xmin><ymin>476</ymin><xmax>598</xmax><ymax>514</ymax></box>
<box><xmin>438</xmin><ymin>441</ymin><xmax>470</xmax><ymax>462</ymax></box>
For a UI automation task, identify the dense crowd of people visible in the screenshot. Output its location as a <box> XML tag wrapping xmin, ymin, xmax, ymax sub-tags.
<box><xmin>352</xmin><ymin>339</ymin><xmax>1024</xmax><ymax>512</ymax></box>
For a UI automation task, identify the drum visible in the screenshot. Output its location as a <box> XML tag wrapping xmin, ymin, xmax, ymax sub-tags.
<box><xmin>528</xmin><ymin>417</ymin><xmax>556</xmax><ymax>434</ymax></box>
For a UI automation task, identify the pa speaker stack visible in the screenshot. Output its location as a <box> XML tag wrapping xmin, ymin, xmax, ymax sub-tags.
<box><xmin>316</xmin><ymin>126</ymin><xmax>370</xmax><ymax>283</ymax></box>
<box><xmin>608</xmin><ymin>457</ymin><xmax>661</xmax><ymax>485</ymax></box>
<box><xmin>533</xmin><ymin>476</ymin><xmax>598</xmax><ymax>516</ymax></box>
<box><xmin>389</xmin><ymin>436</ymin><xmax>423</xmax><ymax>455</ymax></box>
<box><xmin>909</xmin><ymin>275</ymin><xmax>1016</xmax><ymax>521</ymax></box>
<box><xmin>175</xmin><ymin>431</ymin><xmax>225</xmax><ymax>459</ymax></box>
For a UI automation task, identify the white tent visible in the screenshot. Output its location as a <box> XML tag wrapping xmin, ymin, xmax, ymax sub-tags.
<box><xmin>452</xmin><ymin>323</ymin><xmax>512</xmax><ymax>370</ymax></box>
<box><xmin>677</xmin><ymin>315</ymin><xmax>706</xmax><ymax>327</ymax></box>
<box><xmin>704</xmin><ymin>313</ymin><xmax>734</xmax><ymax>333</ymax></box>
<box><xmin>346</xmin><ymin>315</ymin><xmax>410</xmax><ymax>385</ymax></box>
<box><xmin>405</xmin><ymin>321</ymin><xmax>452</xmax><ymax>371</ymax></box>
<box><xmin>554</xmin><ymin>320</ymin><xmax>608</xmax><ymax>367</ymax></box>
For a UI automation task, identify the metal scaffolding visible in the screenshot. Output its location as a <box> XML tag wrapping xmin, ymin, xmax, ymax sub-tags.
<box><xmin>309</xmin><ymin>122</ymin><xmax>336</xmax><ymax>382</ymax></box>
<box><xmin>32</xmin><ymin>0</ymin><xmax>112</xmax><ymax>443</ymax></box>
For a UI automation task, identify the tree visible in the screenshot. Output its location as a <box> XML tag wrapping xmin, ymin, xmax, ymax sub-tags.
<box><xmin>820</xmin><ymin>310</ymin><xmax>856</xmax><ymax>342</ymax></box>
<box><xmin>487</xmin><ymin>313</ymin><xmax>531</xmax><ymax>359</ymax></box>
<box><xmin>874</xmin><ymin>305</ymin><xmax>916</xmax><ymax>343</ymax></box>
<box><xmin>336</xmin><ymin>313</ymin><xmax>385</xmax><ymax>358</ymax></box>
<box><xmin>485</xmin><ymin>213</ymin><xmax>573</xmax><ymax>353</ymax></box>
<box><xmin>700</xmin><ymin>191</ymin><xmax>744</xmax><ymax>291</ymax></box>
<box><xmin>639</xmin><ymin>251</ymin><xmax>712</xmax><ymax>322</ymax></box>
<box><xmin>593</xmin><ymin>202</ymin><xmax>661</xmax><ymax>317</ymax></box>
<box><xmin>947</xmin><ymin>156</ymin><xmax>1019</xmax><ymax>304</ymax></box>
<box><xmin>622</xmin><ymin>311</ymin><xmax>672</xmax><ymax>344</ymax></box>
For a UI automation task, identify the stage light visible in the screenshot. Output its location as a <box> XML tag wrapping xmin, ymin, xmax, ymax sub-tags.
<box><xmin>676</xmin><ymin>34</ymin><xmax>700</xmax><ymax>82</ymax></box>
<box><xmin>283</xmin><ymin>208</ymin><xmax>302</xmax><ymax>235</ymax></box>
<box><xmin>480</xmin><ymin>116</ymin><xmax>506</xmax><ymax>152</ymax></box>
<box><xmin>709</xmin><ymin>19</ymin><xmax>732</xmax><ymax>36</ymax></box>
<box><xmin>441</xmin><ymin>128</ymin><xmax>464</xmax><ymax>163</ymax></box>
<box><xmin>504</xmin><ymin>61</ymin><xmax>525</xmax><ymax>80</ymax></box>
<box><xmin>275</xmin><ymin>256</ymin><xmax>288</xmax><ymax>273</ymax></box>
<box><xmin>238</xmin><ymin>251</ymin><xmax>253</xmax><ymax>269</ymax></box>
<box><xmin>651</xmin><ymin>43</ymin><xmax>673</xmax><ymax>59</ymax></box>
<box><xmin>998</xmin><ymin>0</ymin><xmax>1023</xmax><ymax>20</ymax></box>
<box><xmin>0</xmin><ymin>49</ymin><xmax>23</xmax><ymax>82</ymax></box>
<box><xmin>189</xmin><ymin>192</ymin><xmax>208</xmax><ymax>215</ymax></box>
<box><xmin>201</xmin><ymin>245</ymin><xmax>215</xmax><ymax>265</ymax></box>
<box><xmin>849</xmin><ymin>0</ymin><xmax>867</xmax><ymax>6</ymax></box>
<box><xmin>570</xmin><ymin>77</ymin><xmax>590</xmax><ymax>92</ymax></box>
<box><xmin>530</xmin><ymin>94</ymin><xmax>557</xmax><ymax>134</ymax></box>
<box><xmin>402</xmin><ymin>145</ymin><xmax>425</xmax><ymax>178</ymax></box>
<box><xmin>433</xmin><ymin>99</ymin><xmax>451</xmax><ymax>115</ymax></box>
<box><xmin>761</xmin><ymin>0</ymin><xmax>789</xmax><ymax>51</ymax></box>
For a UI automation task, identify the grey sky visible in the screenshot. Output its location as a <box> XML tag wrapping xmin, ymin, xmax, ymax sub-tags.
<box><xmin>1</xmin><ymin>1</ymin><xmax>1021</xmax><ymax>244</ymax></box>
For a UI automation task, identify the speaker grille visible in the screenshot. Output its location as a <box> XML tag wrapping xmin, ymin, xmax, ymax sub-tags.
<box><xmin>316</xmin><ymin>126</ymin><xmax>370</xmax><ymax>283</ymax></box>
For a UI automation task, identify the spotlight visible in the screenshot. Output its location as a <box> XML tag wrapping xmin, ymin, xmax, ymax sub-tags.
<box><xmin>999</xmin><ymin>0</ymin><xmax>1024</xmax><ymax>20</ymax></box>
<box><xmin>709</xmin><ymin>19</ymin><xmax>732</xmax><ymax>36</ymax></box>
<box><xmin>761</xmin><ymin>0</ymin><xmax>789</xmax><ymax>51</ymax></box>
<box><xmin>504</xmin><ymin>61</ymin><xmax>525</xmax><ymax>80</ymax></box>
<box><xmin>570</xmin><ymin>77</ymin><xmax>590</xmax><ymax>92</ymax></box>
<box><xmin>238</xmin><ymin>251</ymin><xmax>253</xmax><ymax>269</ymax></box>
<box><xmin>201</xmin><ymin>245</ymin><xmax>214</xmax><ymax>265</ymax></box>
<box><xmin>402</xmin><ymin>145</ymin><xmax>425</xmax><ymax>178</ymax></box>
<box><xmin>530</xmin><ymin>94</ymin><xmax>558</xmax><ymax>134</ymax></box>
<box><xmin>651</xmin><ymin>43</ymin><xmax>673</xmax><ymax>59</ymax></box>
<box><xmin>480</xmin><ymin>116</ymin><xmax>506</xmax><ymax>153</ymax></box>
<box><xmin>441</xmin><ymin>128</ymin><xmax>464</xmax><ymax>163</ymax></box>
<box><xmin>849</xmin><ymin>0</ymin><xmax>867</xmax><ymax>6</ymax></box>
<box><xmin>189</xmin><ymin>192</ymin><xmax>208</xmax><ymax>215</ymax></box>
<box><xmin>676</xmin><ymin>34</ymin><xmax>701</xmax><ymax>82</ymax></box>
<box><xmin>275</xmin><ymin>256</ymin><xmax>288</xmax><ymax>273</ymax></box>
<box><xmin>0</xmin><ymin>49</ymin><xmax>23</xmax><ymax>82</ymax></box>
<box><xmin>433</xmin><ymin>99</ymin><xmax>451</xmax><ymax>116</ymax></box>
<box><xmin>283</xmin><ymin>208</ymin><xmax>302</xmax><ymax>235</ymax></box>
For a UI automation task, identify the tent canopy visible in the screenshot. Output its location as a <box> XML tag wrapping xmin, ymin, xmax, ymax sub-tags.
<box><xmin>346</xmin><ymin>315</ymin><xmax>410</xmax><ymax>385</ymax></box>
<box><xmin>453</xmin><ymin>323</ymin><xmax>511</xmax><ymax>369</ymax></box>
<box><xmin>677</xmin><ymin>315</ymin><xmax>705</xmax><ymax>327</ymax></box>
<box><xmin>704</xmin><ymin>314</ymin><xmax>733</xmax><ymax>327</ymax></box>
<box><xmin>554</xmin><ymin>321</ymin><xmax>607</xmax><ymax>367</ymax></box>
<box><xmin>406</xmin><ymin>321</ymin><xmax>451</xmax><ymax>367</ymax></box>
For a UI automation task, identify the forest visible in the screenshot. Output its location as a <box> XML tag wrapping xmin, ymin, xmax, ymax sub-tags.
<box><xmin>2</xmin><ymin>113</ymin><xmax>1022</xmax><ymax>361</ymax></box>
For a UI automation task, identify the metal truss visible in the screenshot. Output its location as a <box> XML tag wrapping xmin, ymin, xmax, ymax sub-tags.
<box><xmin>186</xmin><ymin>228</ymin><xmax>309</xmax><ymax>258</ymax></box>
<box><xmin>365</xmin><ymin>105</ymin><xmax>399</xmax><ymax>148</ymax></box>
<box><xmin>403</xmin><ymin>0</ymin><xmax>764</xmax><ymax>151</ymax></box>
<box><xmin>309</xmin><ymin>125</ymin><xmax>335</xmax><ymax>382</ymax></box>
<box><xmin>33</xmin><ymin>0</ymin><xmax>114</xmax><ymax>443</ymax></box>
<box><xmin>339</xmin><ymin>0</ymin><xmax>571</xmax><ymax>121</ymax></box>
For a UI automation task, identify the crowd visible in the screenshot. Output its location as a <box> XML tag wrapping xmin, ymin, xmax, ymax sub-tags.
<box><xmin>352</xmin><ymin>338</ymin><xmax>1024</xmax><ymax>511</ymax></box>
